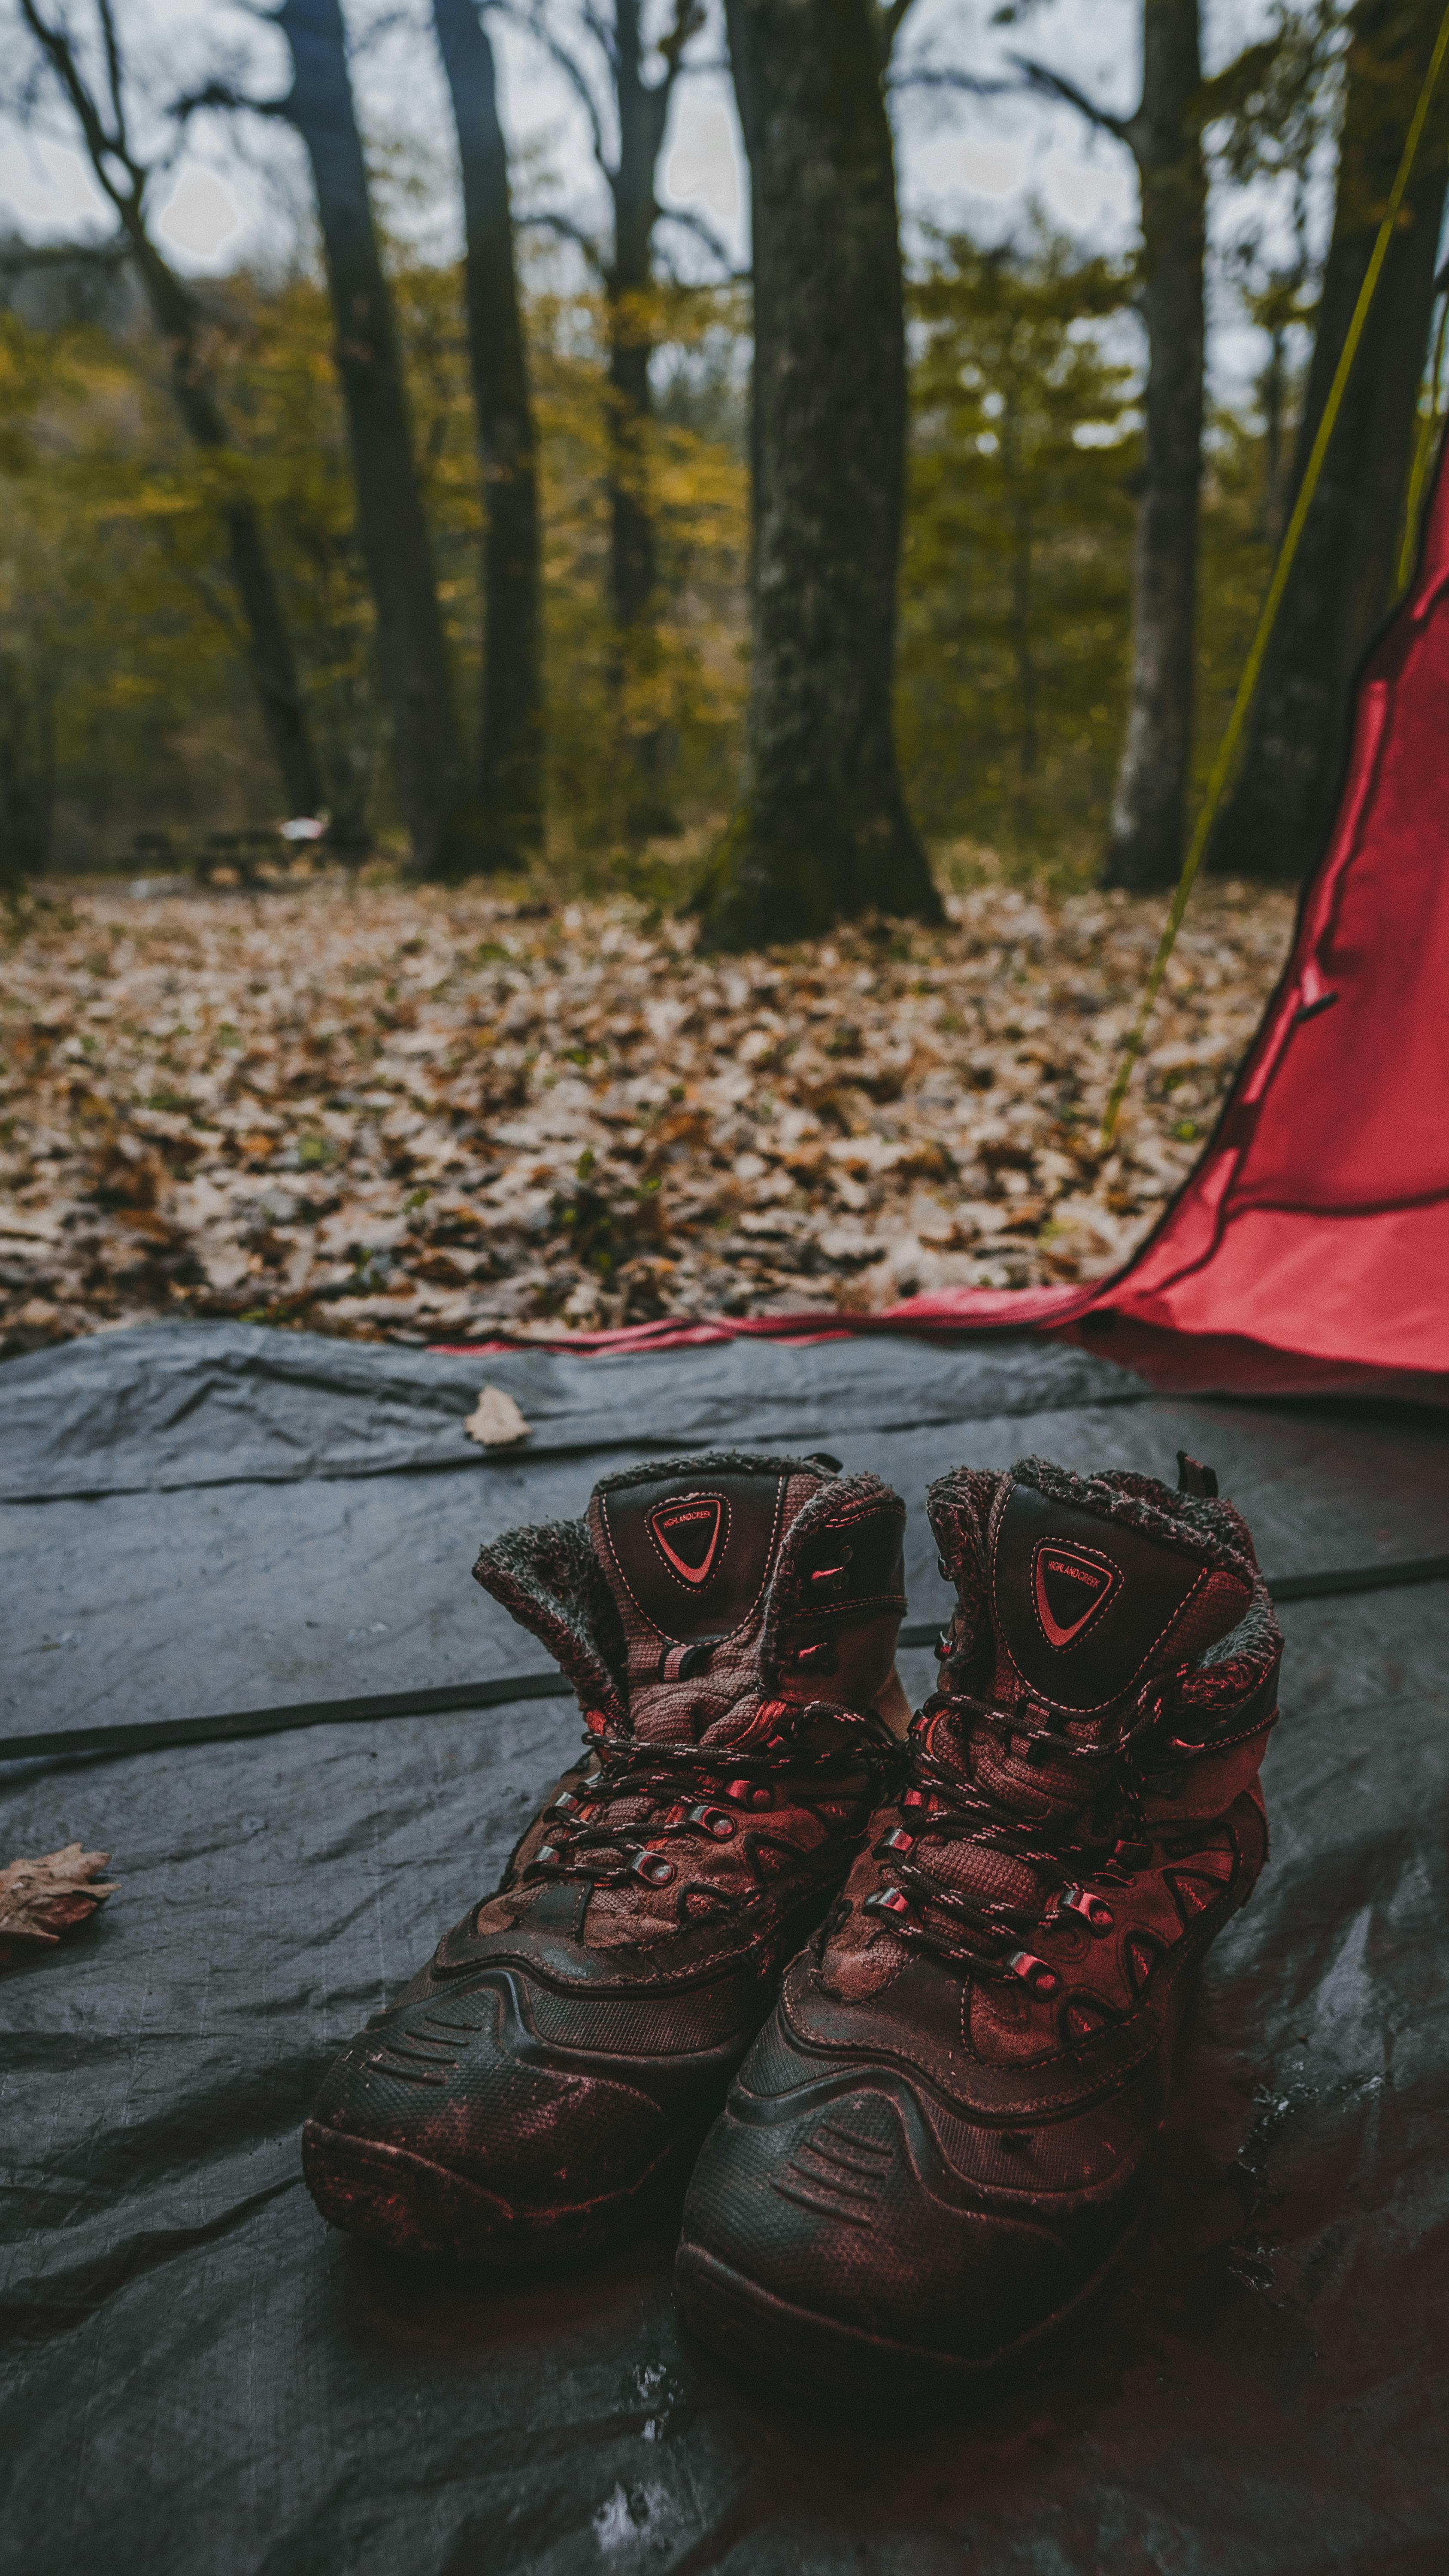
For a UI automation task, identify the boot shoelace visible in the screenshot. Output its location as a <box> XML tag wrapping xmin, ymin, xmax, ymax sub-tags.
<box><xmin>522</xmin><ymin>1698</ymin><xmax>901</xmax><ymax>1898</ymax></box>
<box><xmin>860</xmin><ymin>1683</ymin><xmax>1176</xmax><ymax>1995</ymax></box>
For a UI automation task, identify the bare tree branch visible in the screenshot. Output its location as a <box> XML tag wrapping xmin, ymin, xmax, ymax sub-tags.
<box><xmin>886</xmin><ymin>64</ymin><xmax>1012</xmax><ymax>99</ymax></box>
<box><xmin>347</xmin><ymin>4</ymin><xmax>417</xmax><ymax>59</ymax></box>
<box><xmin>657</xmin><ymin>0</ymin><xmax>705</xmax><ymax>92</ymax></box>
<box><xmin>518</xmin><ymin>2</ymin><xmax>610</xmax><ymax>170</ymax></box>
<box><xmin>98</xmin><ymin>0</ymin><xmax>127</xmax><ymax>146</ymax></box>
<box><xmin>170</xmin><ymin>76</ymin><xmax>288</xmax><ymax>128</ymax></box>
<box><xmin>1011</xmin><ymin>53</ymin><xmax>1131</xmax><ymax>147</ymax></box>
<box><xmin>516</xmin><ymin>205</ymin><xmax>607</xmax><ymax>273</ymax></box>
<box><xmin>16</xmin><ymin>0</ymin><xmax>146</xmax><ymax>219</ymax></box>
<box><xmin>655</xmin><ymin>200</ymin><xmax>734</xmax><ymax>271</ymax></box>
<box><xmin>580</xmin><ymin>1</ymin><xmax>619</xmax><ymax>75</ymax></box>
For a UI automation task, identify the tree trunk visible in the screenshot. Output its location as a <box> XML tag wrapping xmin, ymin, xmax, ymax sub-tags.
<box><xmin>1103</xmin><ymin>0</ymin><xmax>1206</xmax><ymax>892</ymax></box>
<box><xmin>1207</xmin><ymin>0</ymin><xmax>1449</xmax><ymax>884</ymax></box>
<box><xmin>702</xmin><ymin>0</ymin><xmax>941</xmax><ymax>948</ymax></box>
<box><xmin>1004</xmin><ymin>387</ymin><xmax>1038</xmax><ymax>812</ymax></box>
<box><xmin>432</xmin><ymin>0</ymin><xmax>544</xmax><ymax>869</ymax></box>
<box><xmin>608</xmin><ymin>3</ymin><xmax>663</xmax><ymax>642</ymax></box>
<box><xmin>277</xmin><ymin>0</ymin><xmax>476</xmax><ymax>877</ymax></box>
<box><xmin>0</xmin><ymin>649</ymin><xmax>55</xmax><ymax>889</ymax></box>
<box><xmin>1261</xmin><ymin>321</ymin><xmax>1288</xmax><ymax>544</ymax></box>
<box><xmin>606</xmin><ymin>0</ymin><xmax>673</xmax><ymax>829</ymax></box>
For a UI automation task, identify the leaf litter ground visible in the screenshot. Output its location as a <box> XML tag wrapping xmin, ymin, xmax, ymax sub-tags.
<box><xmin>0</xmin><ymin>875</ymin><xmax>1294</xmax><ymax>1358</ymax></box>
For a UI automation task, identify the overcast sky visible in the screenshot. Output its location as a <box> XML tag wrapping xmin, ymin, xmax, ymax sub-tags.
<box><xmin>1</xmin><ymin>0</ymin><xmax>1314</xmax><ymax>398</ymax></box>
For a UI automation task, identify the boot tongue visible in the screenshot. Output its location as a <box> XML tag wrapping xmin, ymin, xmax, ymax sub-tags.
<box><xmin>587</xmin><ymin>1460</ymin><xmax>825</xmax><ymax>1745</ymax></box>
<box><xmin>984</xmin><ymin>1473</ymin><xmax>1255</xmax><ymax>1721</ymax></box>
<box><xmin>923</xmin><ymin>1469</ymin><xmax>1255</xmax><ymax>1915</ymax></box>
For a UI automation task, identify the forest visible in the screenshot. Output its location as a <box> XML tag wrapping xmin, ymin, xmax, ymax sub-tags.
<box><xmin>0</xmin><ymin>0</ymin><xmax>1446</xmax><ymax>1349</ymax></box>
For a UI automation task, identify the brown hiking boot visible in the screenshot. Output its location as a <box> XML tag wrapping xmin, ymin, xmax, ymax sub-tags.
<box><xmin>675</xmin><ymin>1454</ymin><xmax>1282</xmax><ymax>2399</ymax></box>
<box><xmin>301</xmin><ymin>1449</ymin><xmax>906</xmax><ymax>2266</ymax></box>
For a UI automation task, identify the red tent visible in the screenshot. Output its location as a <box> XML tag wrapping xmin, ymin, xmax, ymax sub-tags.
<box><xmin>892</xmin><ymin>437</ymin><xmax>1449</xmax><ymax>1377</ymax></box>
<box><xmin>452</xmin><ymin>445</ymin><xmax>1449</xmax><ymax>1389</ymax></box>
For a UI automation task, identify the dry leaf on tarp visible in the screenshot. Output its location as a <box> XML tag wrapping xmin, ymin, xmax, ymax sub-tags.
<box><xmin>0</xmin><ymin>1843</ymin><xmax>117</xmax><ymax>1966</ymax></box>
<box><xmin>463</xmin><ymin>1385</ymin><xmax>533</xmax><ymax>1449</ymax></box>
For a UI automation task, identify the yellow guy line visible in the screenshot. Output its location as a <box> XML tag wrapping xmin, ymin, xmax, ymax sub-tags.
<box><xmin>1101</xmin><ymin>1</ymin><xmax>1449</xmax><ymax>1145</ymax></box>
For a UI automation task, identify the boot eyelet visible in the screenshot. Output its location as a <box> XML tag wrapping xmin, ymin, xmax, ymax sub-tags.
<box><xmin>547</xmin><ymin>1792</ymin><xmax>581</xmax><ymax>1820</ymax></box>
<box><xmin>902</xmin><ymin>1786</ymin><xmax>926</xmax><ymax>1810</ymax></box>
<box><xmin>1059</xmin><ymin>1884</ymin><xmax>1114</xmax><ymax>1934</ymax></box>
<box><xmin>725</xmin><ymin>1778</ymin><xmax>772</xmax><ymax>1809</ymax></box>
<box><xmin>584</xmin><ymin>1710</ymin><xmax>608</xmax><ymax>1738</ymax></box>
<box><xmin>874</xmin><ymin>1827</ymin><xmax>915</xmax><ymax>1857</ymax></box>
<box><xmin>631</xmin><ymin>1850</ymin><xmax>675</xmax><ymax>1886</ymax></box>
<box><xmin>1007</xmin><ymin>1950</ymin><xmax>1060</xmax><ymax>1996</ymax></box>
<box><xmin>1111</xmin><ymin>1839</ymin><xmax>1151</xmax><ymax>1872</ymax></box>
<box><xmin>794</xmin><ymin>1640</ymin><xmax>835</xmax><ymax>1670</ymax></box>
<box><xmin>535</xmin><ymin>1844</ymin><xmax>561</xmax><ymax>1869</ymax></box>
<box><xmin>686</xmin><ymin>1803</ymin><xmax>737</xmax><ymax>1841</ymax></box>
<box><xmin>865</xmin><ymin>1885</ymin><xmax>912</xmax><ymax>1918</ymax></box>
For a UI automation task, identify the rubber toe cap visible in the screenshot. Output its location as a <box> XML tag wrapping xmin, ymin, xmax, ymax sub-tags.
<box><xmin>303</xmin><ymin>1974</ymin><xmax>682</xmax><ymax>2260</ymax></box>
<box><xmin>676</xmin><ymin>2013</ymin><xmax>1143</xmax><ymax>2389</ymax></box>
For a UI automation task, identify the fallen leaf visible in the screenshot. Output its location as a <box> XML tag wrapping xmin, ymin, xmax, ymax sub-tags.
<box><xmin>0</xmin><ymin>1843</ymin><xmax>117</xmax><ymax>1967</ymax></box>
<box><xmin>463</xmin><ymin>1385</ymin><xmax>533</xmax><ymax>1449</ymax></box>
<box><xmin>0</xmin><ymin>875</ymin><xmax>1296</xmax><ymax>1355</ymax></box>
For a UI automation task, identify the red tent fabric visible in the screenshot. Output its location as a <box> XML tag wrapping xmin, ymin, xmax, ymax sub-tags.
<box><xmin>447</xmin><ymin>444</ymin><xmax>1449</xmax><ymax>1382</ymax></box>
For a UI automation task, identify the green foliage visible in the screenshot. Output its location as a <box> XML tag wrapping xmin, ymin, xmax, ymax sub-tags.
<box><xmin>0</xmin><ymin>260</ymin><xmax>749</xmax><ymax>873</ymax></box>
<box><xmin>0</xmin><ymin>306</ymin><xmax>252</xmax><ymax>860</ymax></box>
<box><xmin>898</xmin><ymin>223</ymin><xmax>1137</xmax><ymax>857</ymax></box>
<box><xmin>1212</xmin><ymin>2</ymin><xmax>1346</xmax><ymax>193</ymax></box>
<box><xmin>3</xmin><ymin>184</ymin><xmax>1432</xmax><ymax>893</ymax></box>
<box><xmin>527</xmin><ymin>280</ymin><xmax>749</xmax><ymax>859</ymax></box>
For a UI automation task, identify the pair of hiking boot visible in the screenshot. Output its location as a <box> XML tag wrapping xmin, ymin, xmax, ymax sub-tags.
<box><xmin>302</xmin><ymin>1446</ymin><xmax>1282</xmax><ymax>2397</ymax></box>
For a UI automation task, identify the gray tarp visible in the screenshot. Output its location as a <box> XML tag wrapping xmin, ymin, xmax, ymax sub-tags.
<box><xmin>5</xmin><ymin>1323</ymin><xmax>1446</xmax><ymax>1756</ymax></box>
<box><xmin>2</xmin><ymin>1321</ymin><xmax>1446</xmax><ymax>2572</ymax></box>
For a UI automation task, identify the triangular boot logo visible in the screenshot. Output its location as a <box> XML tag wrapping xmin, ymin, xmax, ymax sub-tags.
<box><xmin>1032</xmin><ymin>1538</ymin><xmax>1121</xmax><ymax>1649</ymax></box>
<box><xmin>648</xmin><ymin>1494</ymin><xmax>726</xmax><ymax>1587</ymax></box>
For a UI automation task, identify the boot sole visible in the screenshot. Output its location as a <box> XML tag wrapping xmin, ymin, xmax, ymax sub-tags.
<box><xmin>301</xmin><ymin>2117</ymin><xmax>702</xmax><ymax>2269</ymax></box>
<box><xmin>673</xmin><ymin>2212</ymin><xmax>1143</xmax><ymax>2412</ymax></box>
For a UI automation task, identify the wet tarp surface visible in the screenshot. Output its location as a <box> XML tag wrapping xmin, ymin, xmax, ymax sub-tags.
<box><xmin>2</xmin><ymin>1321</ymin><xmax>1447</xmax><ymax>2573</ymax></box>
